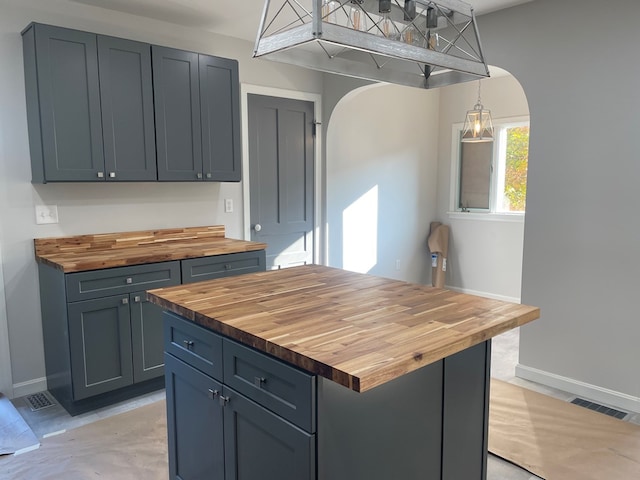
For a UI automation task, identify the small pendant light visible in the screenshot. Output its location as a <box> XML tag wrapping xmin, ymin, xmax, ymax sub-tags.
<box><xmin>461</xmin><ymin>81</ymin><xmax>494</xmax><ymax>143</ymax></box>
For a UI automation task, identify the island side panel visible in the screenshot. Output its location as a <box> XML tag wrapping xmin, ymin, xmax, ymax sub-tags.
<box><xmin>442</xmin><ymin>340</ymin><xmax>491</xmax><ymax>480</ymax></box>
<box><xmin>317</xmin><ymin>360</ymin><xmax>444</xmax><ymax>480</ymax></box>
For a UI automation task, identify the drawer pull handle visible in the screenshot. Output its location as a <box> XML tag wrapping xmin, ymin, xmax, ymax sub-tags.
<box><xmin>208</xmin><ymin>389</ymin><xmax>219</xmax><ymax>400</ymax></box>
<box><xmin>219</xmin><ymin>395</ymin><xmax>229</xmax><ymax>407</ymax></box>
<box><xmin>224</xmin><ymin>264</ymin><xmax>231</xmax><ymax>270</ymax></box>
<box><xmin>183</xmin><ymin>340</ymin><xmax>194</xmax><ymax>350</ymax></box>
<box><xmin>126</xmin><ymin>277</ymin><xmax>133</xmax><ymax>284</ymax></box>
<box><xmin>254</xmin><ymin>377</ymin><xmax>266</xmax><ymax>388</ymax></box>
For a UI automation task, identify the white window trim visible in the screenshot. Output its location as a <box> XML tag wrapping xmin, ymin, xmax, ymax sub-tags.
<box><xmin>448</xmin><ymin>115</ymin><xmax>529</xmax><ymax>223</ymax></box>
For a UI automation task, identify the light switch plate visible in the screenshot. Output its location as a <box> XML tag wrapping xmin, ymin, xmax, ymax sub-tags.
<box><xmin>224</xmin><ymin>199</ymin><xmax>233</xmax><ymax>213</ymax></box>
<box><xmin>35</xmin><ymin>205</ymin><xmax>59</xmax><ymax>224</ymax></box>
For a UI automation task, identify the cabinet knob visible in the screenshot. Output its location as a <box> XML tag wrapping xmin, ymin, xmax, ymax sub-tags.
<box><xmin>254</xmin><ymin>224</ymin><xmax>262</xmax><ymax>232</ymax></box>
<box><xmin>219</xmin><ymin>395</ymin><xmax>229</xmax><ymax>407</ymax></box>
<box><xmin>207</xmin><ymin>388</ymin><xmax>219</xmax><ymax>400</ymax></box>
<box><xmin>109</xmin><ymin>172</ymin><xmax>116</xmax><ymax>178</ymax></box>
<box><xmin>126</xmin><ymin>277</ymin><xmax>133</xmax><ymax>284</ymax></box>
<box><xmin>254</xmin><ymin>377</ymin><xmax>266</xmax><ymax>388</ymax></box>
<box><xmin>121</xmin><ymin>298</ymin><xmax>129</xmax><ymax>305</ymax></box>
<box><xmin>206</xmin><ymin>173</ymin><xmax>212</xmax><ymax>179</ymax></box>
<box><xmin>97</xmin><ymin>171</ymin><xmax>104</xmax><ymax>178</ymax></box>
<box><xmin>183</xmin><ymin>339</ymin><xmax>194</xmax><ymax>350</ymax></box>
<box><xmin>224</xmin><ymin>264</ymin><xmax>231</xmax><ymax>270</ymax></box>
<box><xmin>196</xmin><ymin>172</ymin><xmax>203</xmax><ymax>179</ymax></box>
<box><xmin>133</xmin><ymin>295</ymin><xmax>141</xmax><ymax>303</ymax></box>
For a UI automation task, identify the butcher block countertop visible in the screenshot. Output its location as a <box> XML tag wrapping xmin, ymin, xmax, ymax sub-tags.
<box><xmin>34</xmin><ymin>225</ymin><xmax>267</xmax><ymax>273</ymax></box>
<box><xmin>147</xmin><ymin>265</ymin><xmax>540</xmax><ymax>393</ymax></box>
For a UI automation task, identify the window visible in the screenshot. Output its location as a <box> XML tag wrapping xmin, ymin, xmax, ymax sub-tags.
<box><xmin>452</xmin><ymin>117</ymin><xmax>530</xmax><ymax>214</ymax></box>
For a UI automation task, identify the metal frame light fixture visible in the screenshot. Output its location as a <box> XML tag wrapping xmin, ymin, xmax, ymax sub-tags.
<box><xmin>461</xmin><ymin>80</ymin><xmax>494</xmax><ymax>142</ymax></box>
<box><xmin>253</xmin><ymin>0</ymin><xmax>490</xmax><ymax>89</ymax></box>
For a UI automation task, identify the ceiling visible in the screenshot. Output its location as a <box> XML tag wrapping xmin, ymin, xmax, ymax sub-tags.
<box><xmin>68</xmin><ymin>0</ymin><xmax>533</xmax><ymax>42</ymax></box>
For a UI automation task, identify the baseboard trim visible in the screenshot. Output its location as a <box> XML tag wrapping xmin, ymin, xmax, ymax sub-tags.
<box><xmin>13</xmin><ymin>377</ymin><xmax>47</xmax><ymax>399</ymax></box>
<box><xmin>444</xmin><ymin>285</ymin><xmax>520</xmax><ymax>304</ymax></box>
<box><xmin>515</xmin><ymin>364</ymin><xmax>640</xmax><ymax>414</ymax></box>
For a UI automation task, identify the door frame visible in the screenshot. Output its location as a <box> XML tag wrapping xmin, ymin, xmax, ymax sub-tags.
<box><xmin>0</xmin><ymin>242</ymin><xmax>13</xmax><ymax>398</ymax></box>
<box><xmin>240</xmin><ymin>84</ymin><xmax>324</xmax><ymax>265</ymax></box>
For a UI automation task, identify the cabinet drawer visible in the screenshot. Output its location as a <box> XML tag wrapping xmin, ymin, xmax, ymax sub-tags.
<box><xmin>66</xmin><ymin>261</ymin><xmax>180</xmax><ymax>302</ymax></box>
<box><xmin>164</xmin><ymin>312</ymin><xmax>223</xmax><ymax>380</ymax></box>
<box><xmin>181</xmin><ymin>251</ymin><xmax>265</xmax><ymax>284</ymax></box>
<box><xmin>223</xmin><ymin>339</ymin><xmax>316</xmax><ymax>433</ymax></box>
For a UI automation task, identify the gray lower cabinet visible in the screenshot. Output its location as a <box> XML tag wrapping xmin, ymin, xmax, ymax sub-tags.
<box><xmin>22</xmin><ymin>23</ymin><xmax>156</xmax><ymax>183</ymax></box>
<box><xmin>153</xmin><ymin>46</ymin><xmax>241</xmax><ymax>182</ymax></box>
<box><xmin>39</xmin><ymin>261</ymin><xmax>181</xmax><ymax>415</ymax></box>
<box><xmin>164</xmin><ymin>312</ymin><xmax>491</xmax><ymax>480</ymax></box>
<box><xmin>164</xmin><ymin>313</ymin><xmax>315</xmax><ymax>480</ymax></box>
<box><xmin>39</xmin><ymin>251</ymin><xmax>266</xmax><ymax>415</ymax></box>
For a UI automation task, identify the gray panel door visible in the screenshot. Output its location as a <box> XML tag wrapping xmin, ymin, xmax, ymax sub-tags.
<box><xmin>98</xmin><ymin>36</ymin><xmax>157</xmax><ymax>181</ymax></box>
<box><xmin>34</xmin><ymin>24</ymin><xmax>104</xmax><ymax>181</ymax></box>
<box><xmin>223</xmin><ymin>387</ymin><xmax>315</xmax><ymax>480</ymax></box>
<box><xmin>200</xmin><ymin>54</ymin><xmax>241</xmax><ymax>182</ymax></box>
<box><xmin>67</xmin><ymin>295</ymin><xmax>133</xmax><ymax>400</ymax></box>
<box><xmin>165</xmin><ymin>354</ymin><xmax>225</xmax><ymax>480</ymax></box>
<box><xmin>130</xmin><ymin>292</ymin><xmax>164</xmax><ymax>383</ymax></box>
<box><xmin>248</xmin><ymin>95</ymin><xmax>314</xmax><ymax>269</ymax></box>
<box><xmin>153</xmin><ymin>46</ymin><xmax>203</xmax><ymax>181</ymax></box>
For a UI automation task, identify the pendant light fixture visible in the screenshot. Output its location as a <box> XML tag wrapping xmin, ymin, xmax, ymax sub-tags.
<box><xmin>253</xmin><ymin>0</ymin><xmax>491</xmax><ymax>90</ymax></box>
<box><xmin>461</xmin><ymin>80</ymin><xmax>494</xmax><ymax>142</ymax></box>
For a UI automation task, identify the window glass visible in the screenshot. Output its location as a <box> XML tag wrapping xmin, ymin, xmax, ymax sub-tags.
<box><xmin>454</xmin><ymin>119</ymin><xmax>529</xmax><ymax>214</ymax></box>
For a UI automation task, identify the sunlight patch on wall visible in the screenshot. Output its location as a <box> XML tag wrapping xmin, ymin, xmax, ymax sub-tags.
<box><xmin>342</xmin><ymin>185</ymin><xmax>378</xmax><ymax>273</ymax></box>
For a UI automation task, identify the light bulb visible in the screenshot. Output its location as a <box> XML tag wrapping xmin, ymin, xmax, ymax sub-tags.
<box><xmin>349</xmin><ymin>0</ymin><xmax>368</xmax><ymax>32</ymax></box>
<box><xmin>379</xmin><ymin>12</ymin><xmax>393</xmax><ymax>37</ymax></box>
<box><xmin>378</xmin><ymin>0</ymin><xmax>394</xmax><ymax>38</ymax></box>
<box><xmin>322</xmin><ymin>0</ymin><xmax>338</xmax><ymax>24</ymax></box>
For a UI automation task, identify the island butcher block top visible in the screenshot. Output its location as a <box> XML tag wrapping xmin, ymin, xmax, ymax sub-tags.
<box><xmin>34</xmin><ymin>225</ymin><xmax>267</xmax><ymax>272</ymax></box>
<box><xmin>147</xmin><ymin>265</ymin><xmax>540</xmax><ymax>393</ymax></box>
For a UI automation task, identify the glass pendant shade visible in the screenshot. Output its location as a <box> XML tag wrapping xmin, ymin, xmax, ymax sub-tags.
<box><xmin>461</xmin><ymin>82</ymin><xmax>494</xmax><ymax>143</ymax></box>
<box><xmin>461</xmin><ymin>105</ymin><xmax>494</xmax><ymax>142</ymax></box>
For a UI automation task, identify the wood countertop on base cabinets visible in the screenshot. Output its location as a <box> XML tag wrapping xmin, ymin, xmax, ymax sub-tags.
<box><xmin>34</xmin><ymin>225</ymin><xmax>267</xmax><ymax>273</ymax></box>
<box><xmin>148</xmin><ymin>264</ymin><xmax>540</xmax><ymax>393</ymax></box>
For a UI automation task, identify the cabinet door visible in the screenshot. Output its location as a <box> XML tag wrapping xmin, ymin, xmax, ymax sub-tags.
<box><xmin>152</xmin><ymin>46</ymin><xmax>203</xmax><ymax>181</ymax></box>
<box><xmin>67</xmin><ymin>295</ymin><xmax>133</xmax><ymax>400</ymax></box>
<box><xmin>223</xmin><ymin>387</ymin><xmax>315</xmax><ymax>480</ymax></box>
<box><xmin>130</xmin><ymin>292</ymin><xmax>164</xmax><ymax>383</ymax></box>
<box><xmin>165</xmin><ymin>354</ymin><xmax>224</xmax><ymax>480</ymax></box>
<box><xmin>32</xmin><ymin>24</ymin><xmax>104</xmax><ymax>181</ymax></box>
<box><xmin>199</xmin><ymin>54</ymin><xmax>241</xmax><ymax>182</ymax></box>
<box><xmin>98</xmin><ymin>36</ymin><xmax>157</xmax><ymax>181</ymax></box>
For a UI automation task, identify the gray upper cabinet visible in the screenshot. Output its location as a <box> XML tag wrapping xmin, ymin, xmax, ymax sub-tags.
<box><xmin>152</xmin><ymin>46</ymin><xmax>202</xmax><ymax>181</ymax></box>
<box><xmin>22</xmin><ymin>23</ymin><xmax>157</xmax><ymax>182</ymax></box>
<box><xmin>98</xmin><ymin>36</ymin><xmax>157</xmax><ymax>181</ymax></box>
<box><xmin>23</xmin><ymin>23</ymin><xmax>241</xmax><ymax>183</ymax></box>
<box><xmin>153</xmin><ymin>46</ymin><xmax>241</xmax><ymax>182</ymax></box>
<box><xmin>200</xmin><ymin>54</ymin><xmax>241</xmax><ymax>182</ymax></box>
<box><xmin>23</xmin><ymin>23</ymin><xmax>104</xmax><ymax>182</ymax></box>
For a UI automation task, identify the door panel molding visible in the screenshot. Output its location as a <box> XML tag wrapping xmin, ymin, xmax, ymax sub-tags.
<box><xmin>241</xmin><ymin>84</ymin><xmax>323</xmax><ymax>265</ymax></box>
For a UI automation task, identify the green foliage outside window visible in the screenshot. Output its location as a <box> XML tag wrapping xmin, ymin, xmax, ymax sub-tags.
<box><xmin>504</xmin><ymin>126</ymin><xmax>529</xmax><ymax>212</ymax></box>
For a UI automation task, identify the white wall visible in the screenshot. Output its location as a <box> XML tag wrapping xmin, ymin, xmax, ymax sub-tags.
<box><xmin>436</xmin><ymin>75</ymin><xmax>529</xmax><ymax>302</ymax></box>
<box><xmin>479</xmin><ymin>0</ymin><xmax>640</xmax><ymax>411</ymax></box>
<box><xmin>326</xmin><ymin>83</ymin><xmax>440</xmax><ymax>284</ymax></box>
<box><xmin>0</xmin><ymin>0</ymin><xmax>323</xmax><ymax>395</ymax></box>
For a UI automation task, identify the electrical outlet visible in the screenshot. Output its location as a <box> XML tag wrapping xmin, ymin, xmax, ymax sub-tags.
<box><xmin>35</xmin><ymin>205</ymin><xmax>59</xmax><ymax>225</ymax></box>
<box><xmin>224</xmin><ymin>198</ymin><xmax>233</xmax><ymax>213</ymax></box>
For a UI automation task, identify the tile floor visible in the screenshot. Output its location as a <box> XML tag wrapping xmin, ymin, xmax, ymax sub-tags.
<box><xmin>9</xmin><ymin>328</ymin><xmax>639</xmax><ymax>479</ymax></box>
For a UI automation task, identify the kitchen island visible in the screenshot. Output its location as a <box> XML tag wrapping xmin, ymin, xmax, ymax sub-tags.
<box><xmin>147</xmin><ymin>265</ymin><xmax>539</xmax><ymax>480</ymax></box>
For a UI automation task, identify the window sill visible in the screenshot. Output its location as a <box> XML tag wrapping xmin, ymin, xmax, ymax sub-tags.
<box><xmin>447</xmin><ymin>211</ymin><xmax>525</xmax><ymax>223</ymax></box>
